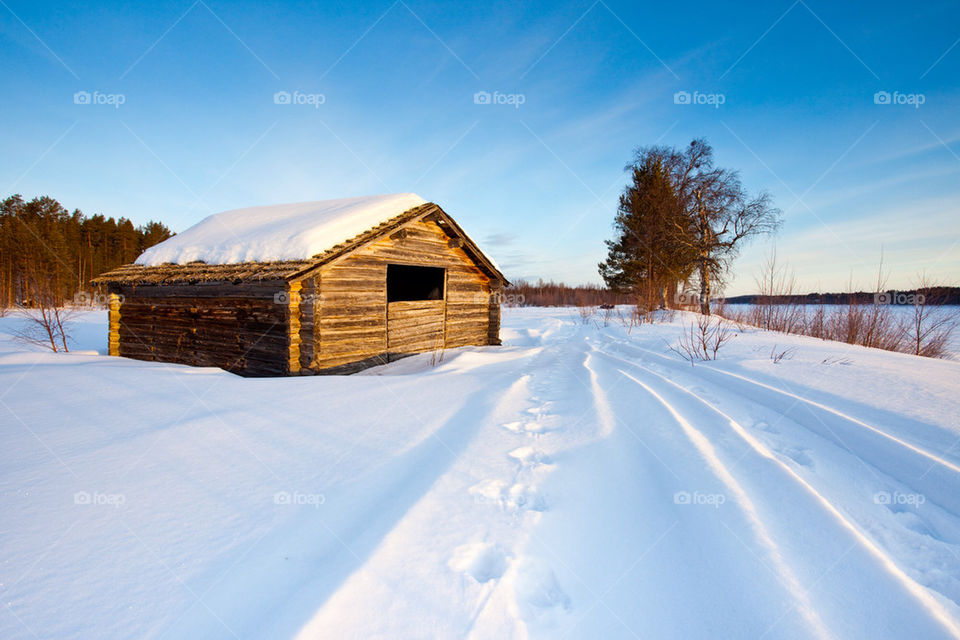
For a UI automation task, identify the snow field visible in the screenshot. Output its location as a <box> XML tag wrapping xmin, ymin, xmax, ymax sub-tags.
<box><xmin>2</xmin><ymin>307</ymin><xmax>960</xmax><ymax>639</ymax></box>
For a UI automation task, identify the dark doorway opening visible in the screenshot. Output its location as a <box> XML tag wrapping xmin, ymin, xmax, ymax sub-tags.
<box><xmin>387</xmin><ymin>265</ymin><xmax>445</xmax><ymax>302</ymax></box>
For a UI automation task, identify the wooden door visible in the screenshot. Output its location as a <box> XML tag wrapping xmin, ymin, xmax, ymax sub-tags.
<box><xmin>386</xmin><ymin>299</ymin><xmax>445</xmax><ymax>356</ymax></box>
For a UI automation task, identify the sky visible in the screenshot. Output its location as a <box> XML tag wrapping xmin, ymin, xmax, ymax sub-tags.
<box><xmin>1</xmin><ymin>0</ymin><xmax>958</xmax><ymax>295</ymax></box>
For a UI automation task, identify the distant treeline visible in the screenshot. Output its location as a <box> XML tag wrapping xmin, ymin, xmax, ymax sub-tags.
<box><xmin>1</xmin><ymin>194</ymin><xmax>173</xmax><ymax>307</ymax></box>
<box><xmin>503</xmin><ymin>279</ymin><xmax>634</xmax><ymax>307</ymax></box>
<box><xmin>723</xmin><ymin>288</ymin><xmax>960</xmax><ymax>305</ymax></box>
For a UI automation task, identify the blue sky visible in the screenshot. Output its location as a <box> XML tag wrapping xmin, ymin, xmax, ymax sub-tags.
<box><xmin>2</xmin><ymin>0</ymin><xmax>958</xmax><ymax>294</ymax></box>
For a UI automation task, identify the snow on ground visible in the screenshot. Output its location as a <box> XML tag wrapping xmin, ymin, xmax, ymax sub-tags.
<box><xmin>136</xmin><ymin>193</ymin><xmax>426</xmax><ymax>265</ymax></box>
<box><xmin>2</xmin><ymin>307</ymin><xmax>960</xmax><ymax>639</ymax></box>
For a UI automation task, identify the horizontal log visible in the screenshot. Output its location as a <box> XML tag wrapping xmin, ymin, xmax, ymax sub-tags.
<box><xmin>385</xmin><ymin>312</ymin><xmax>443</xmax><ymax>323</ymax></box>
<box><xmin>389</xmin><ymin>340</ymin><xmax>443</xmax><ymax>353</ymax></box>
<box><xmin>119</xmin><ymin>283</ymin><xmax>287</xmax><ymax>299</ymax></box>
<box><xmin>120</xmin><ymin>308</ymin><xmax>286</xmax><ymax>323</ymax></box>
<box><xmin>319</xmin><ymin>327</ymin><xmax>386</xmax><ymax>340</ymax></box>
<box><xmin>388</xmin><ymin>334</ymin><xmax>443</xmax><ymax>349</ymax></box>
<box><xmin>387</xmin><ymin>300</ymin><xmax>444</xmax><ymax>314</ymax></box>
<box><xmin>444</xmin><ymin>302</ymin><xmax>489</xmax><ymax>313</ymax></box>
<box><xmin>318</xmin><ymin>344</ymin><xmax>386</xmax><ymax>358</ymax></box>
<box><xmin>445</xmin><ymin>332</ymin><xmax>484</xmax><ymax>343</ymax></box>
<box><xmin>387</xmin><ymin>320</ymin><xmax>443</xmax><ymax>334</ymax></box>
<box><xmin>318</xmin><ymin>309</ymin><xmax>388</xmax><ymax>321</ymax></box>
<box><xmin>317</xmin><ymin>316</ymin><xmax>386</xmax><ymax>330</ymax></box>
<box><xmin>121</xmin><ymin>299</ymin><xmax>284</xmax><ymax>311</ymax></box>
<box><xmin>320</xmin><ymin>292</ymin><xmax>386</xmax><ymax>304</ymax></box>
<box><xmin>317</xmin><ymin>279</ymin><xmax>386</xmax><ymax>292</ymax></box>
<box><xmin>119</xmin><ymin>342</ymin><xmax>285</xmax><ymax>362</ymax></box>
<box><xmin>119</xmin><ymin>320</ymin><xmax>287</xmax><ymax>334</ymax></box>
<box><xmin>118</xmin><ymin>338</ymin><xmax>287</xmax><ymax>359</ymax></box>
<box><xmin>445</xmin><ymin>330</ymin><xmax>488</xmax><ymax>342</ymax></box>
<box><xmin>442</xmin><ymin>315</ymin><xmax>488</xmax><ymax>326</ymax></box>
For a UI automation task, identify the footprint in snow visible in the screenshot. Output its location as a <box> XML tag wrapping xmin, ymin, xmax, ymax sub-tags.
<box><xmin>507</xmin><ymin>483</ymin><xmax>548</xmax><ymax>512</ymax></box>
<box><xmin>470</xmin><ymin>479</ymin><xmax>547</xmax><ymax>512</ymax></box>
<box><xmin>508</xmin><ymin>446</ymin><xmax>552</xmax><ymax>467</ymax></box>
<box><xmin>514</xmin><ymin>559</ymin><xmax>572</xmax><ymax>617</ymax></box>
<box><xmin>471</xmin><ymin>478</ymin><xmax>509</xmax><ymax>504</ymax></box>
<box><xmin>501</xmin><ymin>420</ymin><xmax>557</xmax><ymax>435</ymax></box>
<box><xmin>448</xmin><ymin>542</ymin><xmax>510</xmax><ymax>583</ymax></box>
<box><xmin>526</xmin><ymin>404</ymin><xmax>555</xmax><ymax>418</ymax></box>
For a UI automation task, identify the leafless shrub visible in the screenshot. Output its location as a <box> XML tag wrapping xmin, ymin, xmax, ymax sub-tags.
<box><xmin>905</xmin><ymin>275</ymin><xmax>959</xmax><ymax>358</ymax></box>
<box><xmin>601</xmin><ymin>306</ymin><xmax>615</xmax><ymax>327</ymax></box>
<box><xmin>824</xmin><ymin>267</ymin><xmax>905</xmax><ymax>351</ymax></box>
<box><xmin>830</xmin><ymin>302</ymin><xmax>905</xmax><ymax>351</ymax></box>
<box><xmin>669</xmin><ymin>314</ymin><xmax>735</xmax><ymax>364</ymax></box>
<box><xmin>12</xmin><ymin>273</ymin><xmax>73</xmax><ymax>352</ymax></box>
<box><xmin>430</xmin><ymin>329</ymin><xmax>446</xmax><ymax>367</ymax></box>
<box><xmin>805</xmin><ymin>304</ymin><xmax>827</xmax><ymax>339</ymax></box>
<box><xmin>769</xmin><ymin>345</ymin><xmax>795</xmax><ymax>364</ymax></box>
<box><xmin>577</xmin><ymin>305</ymin><xmax>596</xmax><ymax>325</ymax></box>
<box><xmin>632</xmin><ymin>305</ymin><xmax>653</xmax><ymax>325</ymax></box>
<box><xmin>656</xmin><ymin>307</ymin><xmax>676</xmax><ymax>323</ymax></box>
<box><xmin>714</xmin><ymin>300</ymin><xmax>748</xmax><ymax>331</ymax></box>
<box><xmin>750</xmin><ymin>250</ymin><xmax>805</xmax><ymax>334</ymax></box>
<box><xmin>614</xmin><ymin>303</ymin><xmax>667</xmax><ymax>333</ymax></box>
<box><xmin>14</xmin><ymin>305</ymin><xmax>74</xmax><ymax>352</ymax></box>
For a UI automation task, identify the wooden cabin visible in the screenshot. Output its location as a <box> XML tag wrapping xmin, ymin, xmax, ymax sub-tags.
<box><xmin>92</xmin><ymin>195</ymin><xmax>507</xmax><ymax>376</ymax></box>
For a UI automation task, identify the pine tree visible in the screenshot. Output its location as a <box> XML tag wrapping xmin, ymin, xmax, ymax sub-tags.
<box><xmin>599</xmin><ymin>157</ymin><xmax>693</xmax><ymax>308</ymax></box>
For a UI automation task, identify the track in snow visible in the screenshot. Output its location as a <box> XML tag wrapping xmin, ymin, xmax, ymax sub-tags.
<box><xmin>589</xmin><ymin>345</ymin><xmax>960</xmax><ymax>638</ymax></box>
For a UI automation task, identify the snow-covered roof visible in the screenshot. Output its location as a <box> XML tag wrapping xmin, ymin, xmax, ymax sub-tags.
<box><xmin>136</xmin><ymin>193</ymin><xmax>428</xmax><ymax>266</ymax></box>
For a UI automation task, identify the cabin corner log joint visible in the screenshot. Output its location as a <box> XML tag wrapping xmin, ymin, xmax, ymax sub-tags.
<box><xmin>93</xmin><ymin>201</ymin><xmax>507</xmax><ymax>376</ymax></box>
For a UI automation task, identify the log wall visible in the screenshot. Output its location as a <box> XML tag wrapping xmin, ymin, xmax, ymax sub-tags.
<box><xmin>114</xmin><ymin>282</ymin><xmax>291</xmax><ymax>376</ymax></box>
